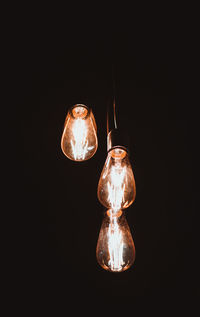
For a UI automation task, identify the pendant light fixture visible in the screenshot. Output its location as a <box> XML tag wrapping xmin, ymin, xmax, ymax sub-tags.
<box><xmin>61</xmin><ymin>104</ymin><xmax>98</xmax><ymax>161</ymax></box>
<box><xmin>96</xmin><ymin>209</ymin><xmax>135</xmax><ymax>272</ymax></box>
<box><xmin>97</xmin><ymin>131</ymin><xmax>136</xmax><ymax>211</ymax></box>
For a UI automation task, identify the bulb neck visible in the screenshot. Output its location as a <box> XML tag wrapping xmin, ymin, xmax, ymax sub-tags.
<box><xmin>107</xmin><ymin>210</ymin><xmax>123</xmax><ymax>218</ymax></box>
<box><xmin>70</xmin><ymin>104</ymin><xmax>90</xmax><ymax>119</ymax></box>
<box><xmin>107</xmin><ymin>129</ymin><xmax>130</xmax><ymax>154</ymax></box>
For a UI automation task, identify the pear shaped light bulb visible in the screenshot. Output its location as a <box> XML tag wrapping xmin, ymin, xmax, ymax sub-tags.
<box><xmin>97</xmin><ymin>147</ymin><xmax>136</xmax><ymax>211</ymax></box>
<box><xmin>96</xmin><ymin>210</ymin><xmax>135</xmax><ymax>272</ymax></box>
<box><xmin>61</xmin><ymin>104</ymin><xmax>98</xmax><ymax>161</ymax></box>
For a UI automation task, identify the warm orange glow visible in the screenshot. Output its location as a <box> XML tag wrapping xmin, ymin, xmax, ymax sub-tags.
<box><xmin>70</xmin><ymin>118</ymin><xmax>89</xmax><ymax>160</ymax></box>
<box><xmin>61</xmin><ymin>105</ymin><xmax>98</xmax><ymax>161</ymax></box>
<box><xmin>97</xmin><ymin>148</ymin><xmax>136</xmax><ymax>210</ymax></box>
<box><xmin>96</xmin><ymin>210</ymin><xmax>135</xmax><ymax>272</ymax></box>
<box><xmin>107</xmin><ymin>165</ymin><xmax>126</xmax><ymax>211</ymax></box>
<box><xmin>108</xmin><ymin>211</ymin><xmax>124</xmax><ymax>271</ymax></box>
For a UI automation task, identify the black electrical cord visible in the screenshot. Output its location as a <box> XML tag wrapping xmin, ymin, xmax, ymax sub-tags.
<box><xmin>107</xmin><ymin>98</ymin><xmax>117</xmax><ymax>135</ymax></box>
<box><xmin>107</xmin><ymin>64</ymin><xmax>117</xmax><ymax>135</ymax></box>
<box><xmin>113</xmin><ymin>97</ymin><xmax>117</xmax><ymax>129</ymax></box>
<box><xmin>112</xmin><ymin>62</ymin><xmax>117</xmax><ymax>130</ymax></box>
<box><xmin>106</xmin><ymin>63</ymin><xmax>130</xmax><ymax>153</ymax></box>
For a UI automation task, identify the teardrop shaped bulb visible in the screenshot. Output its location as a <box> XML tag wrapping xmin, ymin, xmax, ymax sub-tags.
<box><xmin>97</xmin><ymin>147</ymin><xmax>136</xmax><ymax>210</ymax></box>
<box><xmin>61</xmin><ymin>104</ymin><xmax>98</xmax><ymax>161</ymax></box>
<box><xmin>96</xmin><ymin>210</ymin><xmax>135</xmax><ymax>272</ymax></box>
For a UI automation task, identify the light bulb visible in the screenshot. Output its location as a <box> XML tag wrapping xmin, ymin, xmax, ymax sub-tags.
<box><xmin>97</xmin><ymin>147</ymin><xmax>136</xmax><ymax>211</ymax></box>
<box><xmin>61</xmin><ymin>104</ymin><xmax>98</xmax><ymax>161</ymax></box>
<box><xmin>96</xmin><ymin>210</ymin><xmax>135</xmax><ymax>272</ymax></box>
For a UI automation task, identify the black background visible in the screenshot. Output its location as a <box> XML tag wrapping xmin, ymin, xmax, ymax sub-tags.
<box><xmin>14</xmin><ymin>21</ymin><xmax>197</xmax><ymax>310</ymax></box>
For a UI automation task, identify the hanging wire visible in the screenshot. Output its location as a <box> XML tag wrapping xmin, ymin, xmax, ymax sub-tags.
<box><xmin>113</xmin><ymin>96</ymin><xmax>117</xmax><ymax>129</ymax></box>
<box><xmin>106</xmin><ymin>104</ymin><xmax>109</xmax><ymax>135</ymax></box>
<box><xmin>112</xmin><ymin>63</ymin><xmax>117</xmax><ymax>129</ymax></box>
<box><xmin>107</xmin><ymin>62</ymin><xmax>118</xmax><ymax>135</ymax></box>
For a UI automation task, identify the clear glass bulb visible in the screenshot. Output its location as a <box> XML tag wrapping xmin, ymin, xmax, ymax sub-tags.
<box><xmin>96</xmin><ymin>210</ymin><xmax>135</xmax><ymax>272</ymax></box>
<box><xmin>61</xmin><ymin>104</ymin><xmax>98</xmax><ymax>161</ymax></box>
<box><xmin>97</xmin><ymin>147</ymin><xmax>136</xmax><ymax>210</ymax></box>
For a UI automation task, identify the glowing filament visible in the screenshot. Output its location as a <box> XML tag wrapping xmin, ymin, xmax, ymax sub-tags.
<box><xmin>70</xmin><ymin>118</ymin><xmax>89</xmax><ymax>160</ymax></box>
<box><xmin>108</xmin><ymin>217</ymin><xmax>124</xmax><ymax>271</ymax></box>
<box><xmin>107</xmin><ymin>165</ymin><xmax>126</xmax><ymax>211</ymax></box>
